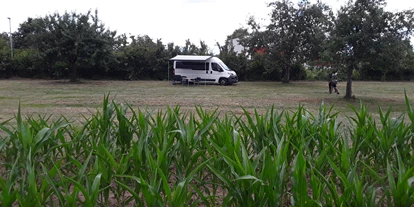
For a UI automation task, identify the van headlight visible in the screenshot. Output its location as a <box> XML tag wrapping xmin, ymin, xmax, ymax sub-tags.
<box><xmin>227</xmin><ymin>72</ymin><xmax>232</xmax><ymax>75</ymax></box>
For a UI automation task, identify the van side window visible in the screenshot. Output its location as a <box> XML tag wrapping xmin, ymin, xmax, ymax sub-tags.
<box><xmin>212</xmin><ymin>63</ymin><xmax>222</xmax><ymax>72</ymax></box>
<box><xmin>176</xmin><ymin>61</ymin><xmax>209</xmax><ymax>70</ymax></box>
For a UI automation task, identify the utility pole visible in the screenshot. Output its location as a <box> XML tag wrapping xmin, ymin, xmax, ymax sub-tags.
<box><xmin>7</xmin><ymin>17</ymin><xmax>13</xmax><ymax>59</ymax></box>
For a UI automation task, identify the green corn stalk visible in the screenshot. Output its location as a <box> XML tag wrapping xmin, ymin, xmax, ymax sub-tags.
<box><xmin>208</xmin><ymin>131</ymin><xmax>267</xmax><ymax>206</ymax></box>
<box><xmin>67</xmin><ymin>173</ymin><xmax>102</xmax><ymax>207</ymax></box>
<box><xmin>348</xmin><ymin>101</ymin><xmax>376</xmax><ymax>164</ymax></box>
<box><xmin>260</xmin><ymin>138</ymin><xmax>288</xmax><ymax>206</ymax></box>
<box><xmin>41</xmin><ymin>159</ymin><xmax>66</xmax><ymax>207</ymax></box>
<box><xmin>149</xmin><ymin>106</ymin><xmax>180</xmax><ymax>153</ymax></box>
<box><xmin>65</xmin><ymin>150</ymin><xmax>103</xmax><ymax>207</ymax></box>
<box><xmin>0</xmin><ymin>156</ymin><xmax>19</xmax><ymax>207</ymax></box>
<box><xmin>404</xmin><ymin>91</ymin><xmax>414</xmax><ymax>164</ymax></box>
<box><xmin>291</xmin><ymin>150</ymin><xmax>311</xmax><ymax>206</ymax></box>
<box><xmin>308</xmin><ymin>167</ymin><xmax>324</xmax><ymax>207</ymax></box>
<box><xmin>130</xmin><ymin>107</ymin><xmax>153</xmax><ymax>177</ymax></box>
<box><xmin>307</xmin><ymin>102</ymin><xmax>342</xmax><ymax>175</ymax></box>
<box><xmin>93</xmin><ymin>143</ymin><xmax>133</xmax><ymax>206</ymax></box>
<box><xmin>282</xmin><ymin>105</ymin><xmax>312</xmax><ymax>164</ymax></box>
<box><xmin>116</xmin><ymin>155</ymin><xmax>212</xmax><ymax>207</ymax></box>
<box><xmin>203</xmin><ymin>113</ymin><xmax>237</xmax><ymax>200</ymax></box>
<box><xmin>15</xmin><ymin>150</ymin><xmax>43</xmax><ymax>206</ymax></box>
<box><xmin>172</xmin><ymin>110</ymin><xmax>212</xmax><ymax>180</ymax></box>
<box><xmin>375</xmin><ymin>106</ymin><xmax>411</xmax><ymax>165</ymax></box>
<box><xmin>44</xmin><ymin>150</ymin><xmax>97</xmax><ymax>207</ymax></box>
<box><xmin>2</xmin><ymin>94</ymin><xmax>414</xmax><ymax>206</ymax></box>
<box><xmin>404</xmin><ymin>90</ymin><xmax>414</xmax><ymax>132</ymax></box>
<box><xmin>386</xmin><ymin>149</ymin><xmax>414</xmax><ymax>206</ymax></box>
<box><xmin>1</xmin><ymin>105</ymin><xmax>68</xmax><ymax>207</ymax></box>
<box><xmin>237</xmin><ymin>106</ymin><xmax>282</xmax><ymax>154</ymax></box>
<box><xmin>85</xmin><ymin>93</ymin><xmax>115</xmax><ymax>149</ymax></box>
<box><xmin>115</xmin><ymin>174</ymin><xmax>162</xmax><ymax>207</ymax></box>
<box><xmin>114</xmin><ymin>102</ymin><xmax>134</xmax><ymax>153</ymax></box>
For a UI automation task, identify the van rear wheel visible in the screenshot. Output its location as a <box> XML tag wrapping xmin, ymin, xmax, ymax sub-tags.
<box><xmin>219</xmin><ymin>78</ymin><xmax>228</xmax><ymax>86</ymax></box>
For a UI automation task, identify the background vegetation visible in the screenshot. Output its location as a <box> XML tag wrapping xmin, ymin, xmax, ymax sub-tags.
<box><xmin>0</xmin><ymin>0</ymin><xmax>413</xmax><ymax>92</ymax></box>
<box><xmin>1</xmin><ymin>0</ymin><xmax>413</xmax><ymax>205</ymax></box>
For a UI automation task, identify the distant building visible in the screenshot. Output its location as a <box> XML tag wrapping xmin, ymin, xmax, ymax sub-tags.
<box><xmin>229</xmin><ymin>38</ymin><xmax>245</xmax><ymax>55</ymax></box>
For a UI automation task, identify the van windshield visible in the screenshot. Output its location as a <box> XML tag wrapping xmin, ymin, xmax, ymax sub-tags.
<box><xmin>218</xmin><ymin>61</ymin><xmax>231</xmax><ymax>71</ymax></box>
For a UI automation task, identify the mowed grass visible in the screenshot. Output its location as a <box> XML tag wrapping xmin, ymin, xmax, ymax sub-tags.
<box><xmin>0</xmin><ymin>79</ymin><xmax>413</xmax><ymax>122</ymax></box>
<box><xmin>1</xmin><ymin>79</ymin><xmax>414</xmax><ymax>206</ymax></box>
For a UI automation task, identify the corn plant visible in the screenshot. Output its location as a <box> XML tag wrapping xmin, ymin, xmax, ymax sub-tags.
<box><xmin>208</xmin><ymin>132</ymin><xmax>268</xmax><ymax>207</ymax></box>
<box><xmin>1</xmin><ymin>93</ymin><xmax>414</xmax><ymax>206</ymax></box>
<box><xmin>260</xmin><ymin>137</ymin><xmax>288</xmax><ymax>206</ymax></box>
<box><xmin>172</xmin><ymin>111</ymin><xmax>213</xmax><ymax>180</ymax></box>
<box><xmin>237</xmin><ymin>106</ymin><xmax>283</xmax><ymax>154</ymax></box>
<box><xmin>374</xmin><ymin>106</ymin><xmax>412</xmax><ymax>165</ymax></box>
<box><xmin>306</xmin><ymin>102</ymin><xmax>343</xmax><ymax>176</ymax></box>
<box><xmin>0</xmin><ymin>157</ymin><xmax>18</xmax><ymax>207</ymax></box>
<box><xmin>386</xmin><ymin>149</ymin><xmax>414</xmax><ymax>206</ymax></box>
<box><xmin>347</xmin><ymin>102</ymin><xmax>376</xmax><ymax>165</ymax></box>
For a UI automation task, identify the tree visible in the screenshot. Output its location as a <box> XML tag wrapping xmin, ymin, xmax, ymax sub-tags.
<box><xmin>0</xmin><ymin>33</ymin><xmax>12</xmax><ymax>77</ymax></box>
<box><xmin>331</xmin><ymin>0</ymin><xmax>414</xmax><ymax>98</ymax></box>
<box><xmin>14</xmin><ymin>10</ymin><xmax>116</xmax><ymax>81</ymax></box>
<box><xmin>113</xmin><ymin>35</ymin><xmax>177</xmax><ymax>80</ymax></box>
<box><xmin>181</xmin><ymin>39</ymin><xmax>212</xmax><ymax>55</ymax></box>
<box><xmin>248</xmin><ymin>0</ymin><xmax>333</xmax><ymax>83</ymax></box>
<box><xmin>217</xmin><ymin>28</ymin><xmax>250</xmax><ymax>80</ymax></box>
<box><xmin>56</xmin><ymin>10</ymin><xmax>116</xmax><ymax>81</ymax></box>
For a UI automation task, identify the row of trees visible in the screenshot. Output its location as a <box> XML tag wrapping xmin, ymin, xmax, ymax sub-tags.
<box><xmin>218</xmin><ymin>0</ymin><xmax>414</xmax><ymax>98</ymax></box>
<box><xmin>0</xmin><ymin>0</ymin><xmax>414</xmax><ymax>98</ymax></box>
<box><xmin>0</xmin><ymin>10</ymin><xmax>211</xmax><ymax>81</ymax></box>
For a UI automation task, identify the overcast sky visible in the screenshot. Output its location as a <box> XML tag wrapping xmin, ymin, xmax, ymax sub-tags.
<box><xmin>1</xmin><ymin>0</ymin><xmax>413</xmax><ymax>53</ymax></box>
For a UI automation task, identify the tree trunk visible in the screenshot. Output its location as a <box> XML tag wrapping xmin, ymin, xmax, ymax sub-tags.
<box><xmin>70</xmin><ymin>62</ymin><xmax>78</xmax><ymax>82</ymax></box>
<box><xmin>345</xmin><ymin>67</ymin><xmax>353</xmax><ymax>99</ymax></box>
<box><xmin>282</xmin><ymin>64</ymin><xmax>290</xmax><ymax>83</ymax></box>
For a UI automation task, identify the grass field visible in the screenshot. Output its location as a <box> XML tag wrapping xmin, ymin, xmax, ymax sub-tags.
<box><xmin>0</xmin><ymin>79</ymin><xmax>413</xmax><ymax>122</ymax></box>
<box><xmin>0</xmin><ymin>79</ymin><xmax>413</xmax><ymax>206</ymax></box>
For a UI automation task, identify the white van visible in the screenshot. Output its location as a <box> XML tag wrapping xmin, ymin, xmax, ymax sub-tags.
<box><xmin>170</xmin><ymin>55</ymin><xmax>238</xmax><ymax>85</ymax></box>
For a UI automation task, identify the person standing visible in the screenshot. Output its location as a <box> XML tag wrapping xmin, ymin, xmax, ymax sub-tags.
<box><xmin>328</xmin><ymin>72</ymin><xmax>340</xmax><ymax>94</ymax></box>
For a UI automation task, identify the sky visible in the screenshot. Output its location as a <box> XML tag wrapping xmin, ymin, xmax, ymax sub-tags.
<box><xmin>1</xmin><ymin>0</ymin><xmax>414</xmax><ymax>53</ymax></box>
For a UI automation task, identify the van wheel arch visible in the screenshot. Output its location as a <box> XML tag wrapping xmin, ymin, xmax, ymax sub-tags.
<box><xmin>219</xmin><ymin>78</ymin><xmax>228</xmax><ymax>86</ymax></box>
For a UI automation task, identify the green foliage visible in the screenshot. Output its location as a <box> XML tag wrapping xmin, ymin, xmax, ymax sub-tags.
<box><xmin>11</xmin><ymin>48</ymin><xmax>44</xmax><ymax>77</ymax></box>
<box><xmin>3</xmin><ymin>2</ymin><xmax>413</xmax><ymax>82</ymax></box>
<box><xmin>14</xmin><ymin>10</ymin><xmax>116</xmax><ymax>81</ymax></box>
<box><xmin>245</xmin><ymin>0</ymin><xmax>333</xmax><ymax>83</ymax></box>
<box><xmin>331</xmin><ymin>0</ymin><xmax>414</xmax><ymax>97</ymax></box>
<box><xmin>113</xmin><ymin>35</ymin><xmax>169</xmax><ymax>80</ymax></box>
<box><xmin>290</xmin><ymin>63</ymin><xmax>307</xmax><ymax>80</ymax></box>
<box><xmin>1</xmin><ymin>94</ymin><xmax>413</xmax><ymax>206</ymax></box>
<box><xmin>0</xmin><ymin>33</ymin><xmax>12</xmax><ymax>78</ymax></box>
<box><xmin>304</xmin><ymin>68</ymin><xmax>331</xmax><ymax>81</ymax></box>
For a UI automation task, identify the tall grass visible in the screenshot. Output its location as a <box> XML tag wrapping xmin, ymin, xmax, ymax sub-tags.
<box><xmin>0</xmin><ymin>94</ymin><xmax>413</xmax><ymax>206</ymax></box>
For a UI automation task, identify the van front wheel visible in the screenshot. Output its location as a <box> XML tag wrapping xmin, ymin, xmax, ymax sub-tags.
<box><xmin>219</xmin><ymin>78</ymin><xmax>228</xmax><ymax>86</ymax></box>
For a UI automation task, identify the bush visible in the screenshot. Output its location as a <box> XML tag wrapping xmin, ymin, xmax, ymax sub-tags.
<box><xmin>305</xmin><ymin>67</ymin><xmax>330</xmax><ymax>81</ymax></box>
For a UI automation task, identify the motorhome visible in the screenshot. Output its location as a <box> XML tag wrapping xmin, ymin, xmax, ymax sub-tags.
<box><xmin>170</xmin><ymin>55</ymin><xmax>238</xmax><ymax>85</ymax></box>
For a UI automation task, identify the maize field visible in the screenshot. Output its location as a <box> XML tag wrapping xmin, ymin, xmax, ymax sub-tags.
<box><xmin>0</xmin><ymin>93</ymin><xmax>413</xmax><ymax>206</ymax></box>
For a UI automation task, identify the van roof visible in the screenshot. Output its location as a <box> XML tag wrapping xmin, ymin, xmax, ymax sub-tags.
<box><xmin>170</xmin><ymin>55</ymin><xmax>212</xmax><ymax>62</ymax></box>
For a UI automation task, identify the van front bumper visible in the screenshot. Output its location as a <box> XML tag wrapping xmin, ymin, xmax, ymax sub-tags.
<box><xmin>228</xmin><ymin>75</ymin><xmax>238</xmax><ymax>84</ymax></box>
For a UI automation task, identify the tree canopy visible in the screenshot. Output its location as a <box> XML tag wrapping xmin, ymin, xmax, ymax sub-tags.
<box><xmin>245</xmin><ymin>0</ymin><xmax>333</xmax><ymax>83</ymax></box>
<box><xmin>14</xmin><ymin>10</ymin><xmax>116</xmax><ymax>81</ymax></box>
<box><xmin>0</xmin><ymin>2</ymin><xmax>413</xmax><ymax>93</ymax></box>
<box><xmin>331</xmin><ymin>0</ymin><xmax>414</xmax><ymax>98</ymax></box>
